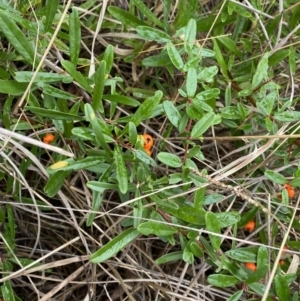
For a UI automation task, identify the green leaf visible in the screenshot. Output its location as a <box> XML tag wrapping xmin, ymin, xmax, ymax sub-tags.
<box><xmin>184</xmin><ymin>19</ymin><xmax>196</xmax><ymax>52</ymax></box>
<box><xmin>163</xmin><ymin>100</ymin><xmax>181</xmax><ymax>127</ymax></box>
<box><xmin>264</xmin><ymin>170</ymin><xmax>287</xmax><ymax>184</ymax></box>
<box><xmin>42</xmin><ymin>83</ymin><xmax>76</xmax><ymax>99</ymax></box>
<box><xmin>47</xmin><ymin>157</ymin><xmax>103</xmax><ymax>174</ymax></box>
<box><xmin>275</xmin><ymin>274</ymin><xmax>290</xmax><ymax>301</ymax></box>
<box><xmin>1</xmin><ymin>279</ymin><xmax>16</xmax><ymax>301</ymax></box>
<box><xmin>142</xmin><ymin>53</ymin><xmax>171</xmax><ymax>67</ymax></box>
<box><xmin>155</xmin><ymin>251</ymin><xmax>183</xmax><ymax>264</ymax></box>
<box><xmin>207</xmin><ymin>274</ymin><xmax>240</xmax><ymax>288</ymax></box>
<box><xmin>128</xmin><ymin>122</ymin><xmax>137</xmax><ymax>145</ymax></box>
<box><xmin>189</xmin><ymin>241</ymin><xmax>204</xmax><ymax>258</ymax></box>
<box><xmin>85</xmin><ymin>103</ymin><xmax>112</xmax><ymax>152</ymax></box>
<box><xmin>132</xmin><ymin>0</ymin><xmax>164</xmax><ymax>28</ymax></box>
<box><xmin>257</xmin><ymin>246</ymin><xmax>268</xmax><ymax>268</ymax></box>
<box><xmin>274</xmin><ymin>111</ymin><xmax>300</xmax><ymax>122</ymax></box>
<box><xmin>86</xmin><ymin>190</ymin><xmax>104</xmax><ymax>226</ymax></box>
<box><xmin>162</xmin><ymin>205</ymin><xmax>206</xmax><ymax>225</ymax></box>
<box><xmin>69</xmin><ymin>8</ymin><xmax>81</xmax><ymax>67</ymax></box>
<box><xmin>92</xmin><ymin>61</ymin><xmax>106</xmax><ymax>113</ymax></box>
<box><xmin>44</xmin><ymin>171</ymin><xmax>70</xmax><ymax>197</ymax></box>
<box><xmin>131</xmin><ymin>90</ymin><xmax>163</xmax><ymax>125</ymax></box>
<box><xmin>197</xmin><ymin>66</ymin><xmax>219</xmax><ymax>82</ymax></box>
<box><xmin>61</xmin><ymin>60</ymin><xmax>91</xmax><ymax>93</ymax></box>
<box><xmin>136</xmin><ymin>26</ymin><xmax>171</xmax><ymax>43</ymax></box>
<box><xmin>191</xmin><ymin>112</ymin><xmax>216</xmax><ymax>137</ymax></box>
<box><xmin>217</xmin><ymin>36</ymin><xmax>240</xmax><ymax>55</ymax></box>
<box><xmin>167</xmin><ymin>42</ymin><xmax>184</xmax><ymax>70</ymax></box>
<box><xmin>213</xmin><ymin>39</ymin><xmax>228</xmax><ymax>78</ymax></box>
<box><xmin>103</xmin><ymin>94</ymin><xmax>140</xmax><ymax>107</ymax></box>
<box><xmin>25</xmin><ymin>107</ymin><xmax>84</xmax><ymax>121</ymax></box>
<box><xmin>174</xmin><ymin>0</ymin><xmax>198</xmax><ymax>28</ymax></box>
<box><xmin>246</xmin><ymin>265</ymin><xmax>268</xmax><ymax>284</ymax></box>
<box><xmin>44</xmin><ymin>0</ymin><xmax>59</xmax><ymax>32</ymax></box>
<box><xmin>206</xmin><ymin>212</ymin><xmax>221</xmax><ymax>251</ymax></box>
<box><xmin>108</xmin><ymin>6</ymin><xmax>147</xmax><ymax>28</ymax></box>
<box><xmin>226</xmin><ymin>290</ymin><xmax>243</xmax><ymax>301</ymax></box>
<box><xmin>247</xmin><ymin>282</ymin><xmax>267</xmax><ymax>296</ymax></box>
<box><xmin>251</xmin><ymin>53</ymin><xmax>269</xmax><ymax>90</ymax></box>
<box><xmin>215</xmin><ymin>212</ymin><xmax>241</xmax><ymax>228</ymax></box>
<box><xmin>86</xmin><ymin>182</ymin><xmax>118</xmax><ymax>192</ymax></box>
<box><xmin>183</xmin><ymin>246</ymin><xmax>194</xmax><ymax>263</ymax></box>
<box><xmin>103</xmin><ymin>44</ymin><xmax>114</xmax><ymax>74</ymax></box>
<box><xmin>135</xmin><ymin>149</ymin><xmax>157</xmax><ymax>167</ymax></box>
<box><xmin>137</xmin><ymin>221</ymin><xmax>177</xmax><ymax>236</ymax></box>
<box><xmin>186</xmin><ymin>67</ymin><xmax>197</xmax><ymax>97</ymax></box>
<box><xmin>0</xmin><ymin>10</ymin><xmax>38</xmax><ymax>65</ymax></box>
<box><xmin>195</xmin><ymin>88</ymin><xmax>220</xmax><ymax>101</ymax></box>
<box><xmin>226</xmin><ymin>248</ymin><xmax>257</xmax><ymax>262</ymax></box>
<box><xmin>0</xmin><ymin>80</ymin><xmax>35</xmax><ymax>95</ymax></box>
<box><xmin>157</xmin><ymin>152</ymin><xmax>182</xmax><ymax>168</ymax></box>
<box><xmin>90</xmin><ymin>228</ymin><xmax>140</xmax><ymax>263</ymax></box>
<box><xmin>15</xmin><ymin>71</ymin><xmax>73</xmax><ymax>83</ymax></box>
<box><xmin>114</xmin><ymin>145</ymin><xmax>128</xmax><ymax>194</ymax></box>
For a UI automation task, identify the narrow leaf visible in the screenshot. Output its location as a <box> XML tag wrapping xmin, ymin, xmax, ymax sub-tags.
<box><xmin>264</xmin><ymin>170</ymin><xmax>287</xmax><ymax>184</ymax></box>
<box><xmin>92</xmin><ymin>61</ymin><xmax>106</xmax><ymax>112</ymax></box>
<box><xmin>69</xmin><ymin>8</ymin><xmax>81</xmax><ymax>67</ymax></box>
<box><xmin>137</xmin><ymin>221</ymin><xmax>177</xmax><ymax>236</ymax></box>
<box><xmin>136</xmin><ymin>26</ymin><xmax>172</xmax><ymax>43</ymax></box>
<box><xmin>207</xmin><ymin>274</ymin><xmax>240</xmax><ymax>288</ymax></box>
<box><xmin>25</xmin><ymin>107</ymin><xmax>84</xmax><ymax>121</ymax></box>
<box><xmin>186</xmin><ymin>67</ymin><xmax>197</xmax><ymax>97</ymax></box>
<box><xmin>252</xmin><ymin>53</ymin><xmax>269</xmax><ymax>90</ymax></box>
<box><xmin>90</xmin><ymin>228</ymin><xmax>139</xmax><ymax>263</ymax></box>
<box><xmin>15</xmin><ymin>71</ymin><xmax>73</xmax><ymax>83</ymax></box>
<box><xmin>114</xmin><ymin>145</ymin><xmax>128</xmax><ymax>194</ymax></box>
<box><xmin>163</xmin><ymin>100</ymin><xmax>181</xmax><ymax>127</ymax></box>
<box><xmin>132</xmin><ymin>0</ymin><xmax>164</xmax><ymax>27</ymax></box>
<box><xmin>44</xmin><ymin>171</ymin><xmax>70</xmax><ymax>197</ymax></box>
<box><xmin>0</xmin><ymin>80</ymin><xmax>34</xmax><ymax>95</ymax></box>
<box><xmin>108</xmin><ymin>6</ymin><xmax>147</xmax><ymax>28</ymax></box>
<box><xmin>61</xmin><ymin>60</ymin><xmax>91</xmax><ymax>93</ymax></box>
<box><xmin>275</xmin><ymin>274</ymin><xmax>290</xmax><ymax>301</ymax></box>
<box><xmin>167</xmin><ymin>42</ymin><xmax>184</xmax><ymax>70</ymax></box>
<box><xmin>131</xmin><ymin>91</ymin><xmax>163</xmax><ymax>125</ymax></box>
<box><xmin>103</xmin><ymin>94</ymin><xmax>140</xmax><ymax>107</ymax></box>
<box><xmin>44</xmin><ymin>0</ymin><xmax>59</xmax><ymax>32</ymax></box>
<box><xmin>0</xmin><ymin>10</ymin><xmax>38</xmax><ymax>65</ymax></box>
<box><xmin>191</xmin><ymin>112</ymin><xmax>216</xmax><ymax>137</ymax></box>
<box><xmin>157</xmin><ymin>152</ymin><xmax>182</xmax><ymax>168</ymax></box>
<box><xmin>206</xmin><ymin>212</ymin><xmax>221</xmax><ymax>251</ymax></box>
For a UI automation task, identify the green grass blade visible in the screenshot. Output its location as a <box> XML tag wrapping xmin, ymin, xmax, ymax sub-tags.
<box><xmin>0</xmin><ymin>10</ymin><xmax>38</xmax><ymax>65</ymax></box>
<box><xmin>69</xmin><ymin>8</ymin><xmax>81</xmax><ymax>67</ymax></box>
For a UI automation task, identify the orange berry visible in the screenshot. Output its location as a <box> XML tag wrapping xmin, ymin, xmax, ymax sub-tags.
<box><xmin>279</xmin><ymin>260</ymin><xmax>284</xmax><ymax>266</ymax></box>
<box><xmin>283</xmin><ymin>184</ymin><xmax>295</xmax><ymax>198</ymax></box>
<box><xmin>245</xmin><ymin>262</ymin><xmax>256</xmax><ymax>271</ymax></box>
<box><xmin>243</xmin><ymin>220</ymin><xmax>255</xmax><ymax>232</ymax></box>
<box><xmin>43</xmin><ymin>133</ymin><xmax>55</xmax><ymax>144</ymax></box>
<box><xmin>144</xmin><ymin>148</ymin><xmax>151</xmax><ymax>156</ymax></box>
<box><xmin>142</xmin><ymin>134</ymin><xmax>153</xmax><ymax>150</ymax></box>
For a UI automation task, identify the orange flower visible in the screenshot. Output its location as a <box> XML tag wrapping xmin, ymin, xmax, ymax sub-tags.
<box><xmin>245</xmin><ymin>262</ymin><xmax>256</xmax><ymax>271</ymax></box>
<box><xmin>283</xmin><ymin>183</ymin><xmax>295</xmax><ymax>198</ymax></box>
<box><xmin>43</xmin><ymin>133</ymin><xmax>55</xmax><ymax>144</ymax></box>
<box><xmin>243</xmin><ymin>220</ymin><xmax>255</xmax><ymax>232</ymax></box>
<box><xmin>142</xmin><ymin>134</ymin><xmax>153</xmax><ymax>150</ymax></box>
